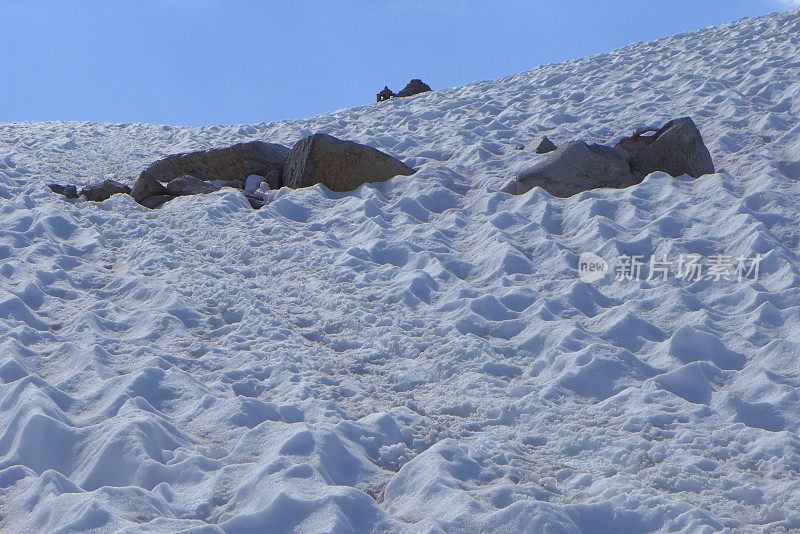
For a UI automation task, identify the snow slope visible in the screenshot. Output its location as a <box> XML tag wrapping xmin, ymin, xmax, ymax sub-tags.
<box><xmin>2</xmin><ymin>8</ymin><xmax>800</xmax><ymax>533</ymax></box>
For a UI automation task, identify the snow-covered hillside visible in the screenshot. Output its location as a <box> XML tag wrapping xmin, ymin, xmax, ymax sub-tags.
<box><xmin>1</xmin><ymin>8</ymin><xmax>800</xmax><ymax>533</ymax></box>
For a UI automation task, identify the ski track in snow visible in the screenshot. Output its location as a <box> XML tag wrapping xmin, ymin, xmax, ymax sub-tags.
<box><xmin>1</xmin><ymin>9</ymin><xmax>800</xmax><ymax>534</ymax></box>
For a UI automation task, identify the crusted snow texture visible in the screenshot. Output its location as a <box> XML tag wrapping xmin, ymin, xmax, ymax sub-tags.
<box><xmin>1</xmin><ymin>8</ymin><xmax>800</xmax><ymax>534</ymax></box>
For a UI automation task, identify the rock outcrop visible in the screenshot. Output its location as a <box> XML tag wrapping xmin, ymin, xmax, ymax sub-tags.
<box><xmin>615</xmin><ymin>117</ymin><xmax>714</xmax><ymax>178</ymax></box>
<box><xmin>515</xmin><ymin>141</ymin><xmax>639</xmax><ymax>197</ymax></box>
<box><xmin>282</xmin><ymin>134</ymin><xmax>415</xmax><ymax>192</ymax></box>
<box><xmin>377</xmin><ymin>86</ymin><xmax>396</xmax><ymax>103</ymax></box>
<box><xmin>396</xmin><ymin>79</ymin><xmax>432</xmax><ymax>98</ymax></box>
<box><xmin>514</xmin><ymin>117</ymin><xmax>714</xmax><ymax>197</ymax></box>
<box><xmin>132</xmin><ymin>141</ymin><xmax>290</xmax><ymax>203</ymax></box>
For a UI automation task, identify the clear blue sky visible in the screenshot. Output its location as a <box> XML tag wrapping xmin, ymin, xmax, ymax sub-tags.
<box><xmin>0</xmin><ymin>0</ymin><xmax>794</xmax><ymax>126</ymax></box>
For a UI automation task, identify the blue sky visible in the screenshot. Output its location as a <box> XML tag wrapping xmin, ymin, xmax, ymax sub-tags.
<box><xmin>0</xmin><ymin>0</ymin><xmax>794</xmax><ymax>126</ymax></box>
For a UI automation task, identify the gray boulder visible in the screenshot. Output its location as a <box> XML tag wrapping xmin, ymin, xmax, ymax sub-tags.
<box><xmin>166</xmin><ymin>175</ymin><xmax>224</xmax><ymax>196</ymax></box>
<box><xmin>132</xmin><ymin>141</ymin><xmax>290</xmax><ymax>202</ymax></box>
<box><xmin>282</xmin><ymin>134</ymin><xmax>415</xmax><ymax>192</ymax></box>
<box><xmin>515</xmin><ymin>141</ymin><xmax>639</xmax><ymax>197</ymax></box>
<box><xmin>615</xmin><ymin>117</ymin><xmax>714</xmax><ymax>178</ymax></box>
<box><xmin>396</xmin><ymin>79</ymin><xmax>432</xmax><ymax>98</ymax></box>
<box><xmin>80</xmin><ymin>179</ymin><xmax>131</xmax><ymax>201</ymax></box>
<box><xmin>526</xmin><ymin>135</ymin><xmax>557</xmax><ymax>154</ymax></box>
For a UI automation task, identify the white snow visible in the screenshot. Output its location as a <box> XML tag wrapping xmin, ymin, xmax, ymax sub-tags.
<box><xmin>1</xmin><ymin>8</ymin><xmax>800</xmax><ymax>533</ymax></box>
<box><xmin>244</xmin><ymin>174</ymin><xmax>265</xmax><ymax>194</ymax></box>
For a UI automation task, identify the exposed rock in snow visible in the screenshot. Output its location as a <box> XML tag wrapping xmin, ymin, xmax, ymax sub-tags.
<box><xmin>377</xmin><ymin>86</ymin><xmax>396</xmax><ymax>102</ymax></box>
<box><xmin>265</xmin><ymin>169</ymin><xmax>281</xmax><ymax>190</ymax></box>
<box><xmin>80</xmin><ymin>179</ymin><xmax>131</xmax><ymax>201</ymax></box>
<box><xmin>283</xmin><ymin>133</ymin><xmax>415</xmax><ymax>192</ymax></box>
<box><xmin>47</xmin><ymin>183</ymin><xmax>78</xmax><ymax>199</ymax></box>
<box><xmin>516</xmin><ymin>140</ymin><xmax>638</xmax><ymax>196</ymax></box>
<box><xmin>131</xmin><ymin>172</ymin><xmax>169</xmax><ymax>201</ymax></box>
<box><xmin>166</xmin><ymin>175</ymin><xmax>224</xmax><ymax>196</ymax></box>
<box><xmin>395</xmin><ymin>79</ymin><xmax>432</xmax><ymax>98</ymax></box>
<box><xmin>616</xmin><ymin>117</ymin><xmax>715</xmax><ymax>178</ymax></box>
<box><xmin>132</xmin><ymin>140</ymin><xmax>290</xmax><ymax>202</ymax></box>
<box><xmin>526</xmin><ymin>134</ymin><xmax>557</xmax><ymax>154</ymax></box>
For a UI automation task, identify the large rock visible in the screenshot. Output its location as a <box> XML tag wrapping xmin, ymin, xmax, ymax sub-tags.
<box><xmin>396</xmin><ymin>79</ymin><xmax>432</xmax><ymax>98</ymax></box>
<box><xmin>80</xmin><ymin>179</ymin><xmax>131</xmax><ymax>201</ymax></box>
<box><xmin>282</xmin><ymin>134</ymin><xmax>415</xmax><ymax>192</ymax></box>
<box><xmin>132</xmin><ymin>141</ymin><xmax>290</xmax><ymax>202</ymax></box>
<box><xmin>166</xmin><ymin>175</ymin><xmax>224</xmax><ymax>196</ymax></box>
<box><xmin>615</xmin><ymin>117</ymin><xmax>714</xmax><ymax>178</ymax></box>
<box><xmin>515</xmin><ymin>141</ymin><xmax>639</xmax><ymax>197</ymax></box>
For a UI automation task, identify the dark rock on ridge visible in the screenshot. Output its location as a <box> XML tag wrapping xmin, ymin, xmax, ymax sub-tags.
<box><xmin>396</xmin><ymin>79</ymin><xmax>432</xmax><ymax>98</ymax></box>
<box><xmin>377</xmin><ymin>86</ymin><xmax>396</xmax><ymax>102</ymax></box>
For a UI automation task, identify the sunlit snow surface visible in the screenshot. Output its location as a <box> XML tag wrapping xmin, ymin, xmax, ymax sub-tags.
<box><xmin>2</xmin><ymin>9</ymin><xmax>800</xmax><ymax>534</ymax></box>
